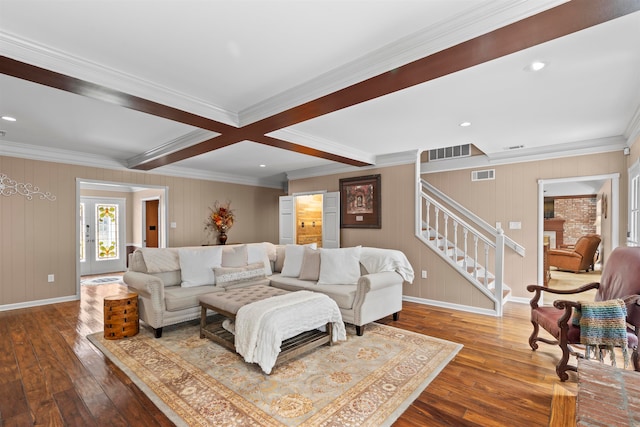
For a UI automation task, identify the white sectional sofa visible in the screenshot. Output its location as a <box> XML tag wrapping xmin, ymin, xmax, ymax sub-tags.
<box><xmin>123</xmin><ymin>242</ymin><xmax>414</xmax><ymax>338</ymax></box>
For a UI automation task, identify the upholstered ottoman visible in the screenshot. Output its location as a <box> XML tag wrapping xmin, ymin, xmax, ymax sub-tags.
<box><xmin>199</xmin><ymin>284</ymin><xmax>345</xmax><ymax>373</ymax></box>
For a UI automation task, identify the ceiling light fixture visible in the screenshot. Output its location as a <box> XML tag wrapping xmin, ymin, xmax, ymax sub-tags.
<box><xmin>524</xmin><ymin>61</ymin><xmax>546</xmax><ymax>72</ymax></box>
<box><xmin>1</xmin><ymin>116</ymin><xmax>16</xmax><ymax>122</ymax></box>
<box><xmin>259</xmin><ymin>164</ymin><xmax>266</xmax><ymax>168</ymax></box>
<box><xmin>459</xmin><ymin>121</ymin><xmax>471</xmax><ymax>127</ymax></box>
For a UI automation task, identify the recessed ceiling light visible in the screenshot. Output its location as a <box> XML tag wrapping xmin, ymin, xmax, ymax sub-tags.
<box><xmin>524</xmin><ymin>61</ymin><xmax>546</xmax><ymax>72</ymax></box>
<box><xmin>259</xmin><ymin>164</ymin><xmax>266</xmax><ymax>168</ymax></box>
<box><xmin>459</xmin><ymin>121</ymin><xmax>471</xmax><ymax>127</ymax></box>
<box><xmin>1</xmin><ymin>116</ymin><xmax>16</xmax><ymax>122</ymax></box>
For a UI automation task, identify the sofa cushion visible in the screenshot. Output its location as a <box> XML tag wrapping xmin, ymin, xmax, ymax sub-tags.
<box><xmin>222</xmin><ymin>244</ymin><xmax>248</xmax><ymax>267</ymax></box>
<box><xmin>164</xmin><ymin>285</ymin><xmax>220</xmax><ymax>311</ymax></box>
<box><xmin>269</xmin><ymin>274</ymin><xmax>356</xmax><ymax>310</ymax></box>
<box><xmin>154</xmin><ymin>270</ymin><xmax>182</xmax><ymax>287</ymax></box>
<box><xmin>318</xmin><ymin>246</ymin><xmax>361</xmax><ymax>286</ymax></box>
<box><xmin>274</xmin><ymin>245</ymin><xmax>286</xmax><ymax>273</ymax></box>
<box><xmin>247</xmin><ymin>243</ymin><xmax>273</xmax><ymax>275</ymax></box>
<box><xmin>178</xmin><ymin>247</ymin><xmax>223</xmax><ymax>287</ymax></box>
<box><xmin>214</xmin><ymin>263</ymin><xmax>266</xmax><ymax>288</ymax></box>
<box><xmin>135</xmin><ymin>247</ymin><xmax>181</xmax><ymax>273</ymax></box>
<box><xmin>299</xmin><ymin>246</ymin><xmax>320</xmax><ymax>281</ymax></box>
<box><xmin>281</xmin><ymin>243</ymin><xmax>317</xmax><ymax>277</ymax></box>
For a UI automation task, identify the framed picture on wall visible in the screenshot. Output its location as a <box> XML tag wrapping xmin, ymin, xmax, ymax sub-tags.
<box><xmin>339</xmin><ymin>174</ymin><xmax>381</xmax><ymax>228</ymax></box>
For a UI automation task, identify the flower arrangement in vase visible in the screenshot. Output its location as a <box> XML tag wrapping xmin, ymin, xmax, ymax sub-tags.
<box><xmin>205</xmin><ymin>200</ymin><xmax>235</xmax><ymax>244</ymax></box>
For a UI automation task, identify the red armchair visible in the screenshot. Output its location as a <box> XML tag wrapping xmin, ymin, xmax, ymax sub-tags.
<box><xmin>527</xmin><ymin>246</ymin><xmax>640</xmax><ymax>381</ymax></box>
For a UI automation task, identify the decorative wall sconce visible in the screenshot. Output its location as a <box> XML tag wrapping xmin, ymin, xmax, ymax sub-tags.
<box><xmin>0</xmin><ymin>173</ymin><xmax>57</xmax><ymax>201</ymax></box>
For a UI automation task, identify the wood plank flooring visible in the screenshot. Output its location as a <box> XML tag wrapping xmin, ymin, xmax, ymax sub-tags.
<box><xmin>0</xmin><ymin>283</ymin><xmax>579</xmax><ymax>426</ymax></box>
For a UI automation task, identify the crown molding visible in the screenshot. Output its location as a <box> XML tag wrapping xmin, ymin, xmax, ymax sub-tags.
<box><xmin>1</xmin><ymin>140</ymin><xmax>285</xmax><ymax>190</ymax></box>
<box><xmin>239</xmin><ymin>0</ymin><xmax>565</xmax><ymax>126</ymax></box>
<box><xmin>286</xmin><ymin>150</ymin><xmax>417</xmax><ymax>181</ymax></box>
<box><xmin>153</xmin><ymin>165</ymin><xmax>285</xmax><ymax>190</ymax></box>
<box><xmin>625</xmin><ymin>104</ymin><xmax>640</xmax><ymax>145</ymax></box>
<box><xmin>268</xmin><ymin>129</ymin><xmax>375</xmax><ymax>165</ymax></box>
<box><xmin>126</xmin><ymin>129</ymin><xmax>218</xmax><ymax>168</ymax></box>
<box><xmin>421</xmin><ymin>136</ymin><xmax>628</xmax><ymax>174</ymax></box>
<box><xmin>0</xmin><ymin>31</ymin><xmax>239</xmax><ymax>126</ymax></box>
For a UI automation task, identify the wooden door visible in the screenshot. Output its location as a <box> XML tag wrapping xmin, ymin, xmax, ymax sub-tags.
<box><xmin>145</xmin><ymin>200</ymin><xmax>159</xmax><ymax>248</ymax></box>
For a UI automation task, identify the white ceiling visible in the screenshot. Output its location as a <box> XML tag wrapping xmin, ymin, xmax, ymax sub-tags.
<box><xmin>1</xmin><ymin>1</ymin><xmax>639</xmax><ymax>189</ymax></box>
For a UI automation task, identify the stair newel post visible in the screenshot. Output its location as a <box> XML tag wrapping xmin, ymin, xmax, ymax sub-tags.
<box><xmin>495</xmin><ymin>228</ymin><xmax>505</xmax><ymax>316</ymax></box>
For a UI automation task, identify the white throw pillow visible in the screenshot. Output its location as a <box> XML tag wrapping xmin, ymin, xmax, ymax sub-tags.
<box><xmin>280</xmin><ymin>243</ymin><xmax>317</xmax><ymax>277</ymax></box>
<box><xmin>178</xmin><ymin>247</ymin><xmax>223</xmax><ymax>287</ymax></box>
<box><xmin>318</xmin><ymin>246</ymin><xmax>362</xmax><ymax>285</ymax></box>
<box><xmin>247</xmin><ymin>243</ymin><xmax>273</xmax><ymax>276</ymax></box>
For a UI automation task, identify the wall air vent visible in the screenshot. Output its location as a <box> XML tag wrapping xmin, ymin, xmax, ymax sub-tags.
<box><xmin>429</xmin><ymin>144</ymin><xmax>470</xmax><ymax>161</ymax></box>
<box><xmin>471</xmin><ymin>169</ymin><xmax>495</xmax><ymax>181</ymax></box>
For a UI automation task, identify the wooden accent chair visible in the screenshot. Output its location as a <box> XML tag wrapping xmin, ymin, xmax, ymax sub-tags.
<box><xmin>527</xmin><ymin>246</ymin><xmax>640</xmax><ymax>381</ymax></box>
<box><xmin>548</xmin><ymin>234</ymin><xmax>601</xmax><ymax>273</ymax></box>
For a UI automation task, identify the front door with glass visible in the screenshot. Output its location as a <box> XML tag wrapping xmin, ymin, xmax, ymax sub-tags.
<box><xmin>80</xmin><ymin>197</ymin><xmax>126</xmax><ymax>275</ymax></box>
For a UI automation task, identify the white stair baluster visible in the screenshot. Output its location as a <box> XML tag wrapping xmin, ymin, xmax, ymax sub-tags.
<box><xmin>473</xmin><ymin>235</ymin><xmax>479</xmax><ymax>280</ymax></box>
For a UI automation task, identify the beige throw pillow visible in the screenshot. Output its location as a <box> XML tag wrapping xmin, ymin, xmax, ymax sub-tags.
<box><xmin>298</xmin><ymin>246</ymin><xmax>321</xmax><ymax>281</ymax></box>
<box><xmin>222</xmin><ymin>244</ymin><xmax>248</xmax><ymax>267</ymax></box>
<box><xmin>280</xmin><ymin>243</ymin><xmax>317</xmax><ymax>277</ymax></box>
<box><xmin>213</xmin><ymin>262</ymin><xmax>266</xmax><ymax>288</ymax></box>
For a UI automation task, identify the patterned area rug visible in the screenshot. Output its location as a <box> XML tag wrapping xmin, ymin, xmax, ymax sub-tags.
<box><xmin>88</xmin><ymin>322</ymin><xmax>462</xmax><ymax>426</ymax></box>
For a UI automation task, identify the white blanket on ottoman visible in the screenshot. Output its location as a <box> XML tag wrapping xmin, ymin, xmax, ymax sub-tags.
<box><xmin>235</xmin><ymin>290</ymin><xmax>346</xmax><ymax>374</ymax></box>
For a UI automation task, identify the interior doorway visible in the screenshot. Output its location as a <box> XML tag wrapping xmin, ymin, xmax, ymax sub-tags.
<box><xmin>279</xmin><ymin>192</ymin><xmax>340</xmax><ymax>248</ymax></box>
<box><xmin>80</xmin><ymin>197</ymin><xmax>126</xmax><ymax>275</ymax></box>
<box><xmin>76</xmin><ymin>179</ymin><xmax>168</xmax><ymax>294</ymax></box>
<box><xmin>144</xmin><ymin>199</ymin><xmax>160</xmax><ymax>248</ymax></box>
<box><xmin>537</xmin><ymin>173</ymin><xmax>619</xmax><ymax>287</ymax></box>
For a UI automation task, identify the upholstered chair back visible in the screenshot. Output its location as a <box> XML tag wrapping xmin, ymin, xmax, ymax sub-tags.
<box><xmin>596</xmin><ymin>246</ymin><xmax>640</xmax><ymax>326</ymax></box>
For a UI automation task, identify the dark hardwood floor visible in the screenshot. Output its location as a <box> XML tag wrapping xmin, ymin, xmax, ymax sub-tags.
<box><xmin>0</xmin><ymin>283</ymin><xmax>576</xmax><ymax>426</ymax></box>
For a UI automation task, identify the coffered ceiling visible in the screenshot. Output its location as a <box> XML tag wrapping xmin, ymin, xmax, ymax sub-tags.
<box><xmin>1</xmin><ymin>0</ymin><xmax>639</xmax><ymax>188</ymax></box>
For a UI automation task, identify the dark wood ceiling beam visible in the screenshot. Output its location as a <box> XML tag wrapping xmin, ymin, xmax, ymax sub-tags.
<box><xmin>131</xmin><ymin>132</ymin><xmax>242</xmax><ymax>170</ymax></box>
<box><xmin>132</xmin><ymin>130</ymin><xmax>373</xmax><ymax>170</ymax></box>
<box><xmin>254</xmin><ymin>135</ymin><xmax>371</xmax><ymax>167</ymax></box>
<box><xmin>245</xmin><ymin>0</ymin><xmax>640</xmax><ymax>136</ymax></box>
<box><xmin>2</xmin><ymin>0</ymin><xmax>638</xmax><ymax>171</ymax></box>
<box><xmin>0</xmin><ymin>56</ymin><xmax>236</xmax><ymax>134</ymax></box>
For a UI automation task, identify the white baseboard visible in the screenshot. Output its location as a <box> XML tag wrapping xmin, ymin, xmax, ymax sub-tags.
<box><xmin>402</xmin><ymin>295</ymin><xmax>498</xmax><ymax>317</ymax></box>
<box><xmin>0</xmin><ymin>294</ymin><xmax>79</xmax><ymax>312</ymax></box>
<box><xmin>507</xmin><ymin>295</ymin><xmax>531</xmax><ymax>305</ymax></box>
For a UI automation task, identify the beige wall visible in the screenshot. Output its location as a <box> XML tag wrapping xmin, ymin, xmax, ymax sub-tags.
<box><xmin>0</xmin><ymin>156</ymin><xmax>284</xmax><ymax>307</ymax></box>
<box><xmin>289</xmin><ymin>164</ymin><xmax>496</xmax><ymax>310</ymax></box>
<box><xmin>425</xmin><ymin>151</ymin><xmax>627</xmax><ymax>300</ymax></box>
<box><xmin>289</xmin><ymin>151</ymin><xmax>628</xmax><ymax>310</ymax></box>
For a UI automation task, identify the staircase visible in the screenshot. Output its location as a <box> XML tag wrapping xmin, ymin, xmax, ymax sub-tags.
<box><xmin>417</xmin><ymin>179</ymin><xmax>525</xmax><ymax>316</ymax></box>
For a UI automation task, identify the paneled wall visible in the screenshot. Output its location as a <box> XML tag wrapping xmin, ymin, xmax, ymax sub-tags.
<box><xmin>289</xmin><ymin>150</ymin><xmax>628</xmax><ymax>310</ymax></box>
<box><xmin>0</xmin><ymin>156</ymin><xmax>284</xmax><ymax>307</ymax></box>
